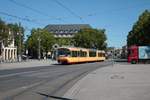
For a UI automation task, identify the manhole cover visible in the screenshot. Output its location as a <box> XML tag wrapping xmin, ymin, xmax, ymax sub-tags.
<box><xmin>110</xmin><ymin>74</ymin><xmax>124</xmax><ymax>79</ymax></box>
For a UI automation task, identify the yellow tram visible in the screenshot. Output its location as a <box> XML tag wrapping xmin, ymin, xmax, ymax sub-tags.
<box><xmin>57</xmin><ymin>47</ymin><xmax>105</xmax><ymax>64</ymax></box>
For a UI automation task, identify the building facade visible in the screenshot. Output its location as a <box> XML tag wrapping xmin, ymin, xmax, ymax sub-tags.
<box><xmin>44</xmin><ymin>24</ymin><xmax>91</xmax><ymax>38</ymax></box>
<box><xmin>106</xmin><ymin>46</ymin><xmax>128</xmax><ymax>59</ymax></box>
<box><xmin>0</xmin><ymin>31</ymin><xmax>17</xmax><ymax>63</ymax></box>
<box><xmin>121</xmin><ymin>45</ymin><xmax>128</xmax><ymax>59</ymax></box>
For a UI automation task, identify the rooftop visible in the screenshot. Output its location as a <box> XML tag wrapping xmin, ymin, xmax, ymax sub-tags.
<box><xmin>44</xmin><ymin>24</ymin><xmax>91</xmax><ymax>35</ymax></box>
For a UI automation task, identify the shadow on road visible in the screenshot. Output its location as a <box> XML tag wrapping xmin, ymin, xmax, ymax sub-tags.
<box><xmin>36</xmin><ymin>92</ymin><xmax>75</xmax><ymax>100</ymax></box>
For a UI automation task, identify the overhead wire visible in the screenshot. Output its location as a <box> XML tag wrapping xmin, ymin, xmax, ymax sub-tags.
<box><xmin>83</xmin><ymin>2</ymin><xmax>150</xmax><ymax>18</ymax></box>
<box><xmin>3</xmin><ymin>0</ymin><xmax>149</xmax><ymax>28</ymax></box>
<box><xmin>0</xmin><ymin>11</ymin><xmax>43</xmax><ymax>25</ymax></box>
<box><xmin>51</xmin><ymin>0</ymin><xmax>84</xmax><ymax>22</ymax></box>
<box><xmin>8</xmin><ymin>0</ymin><xmax>66</xmax><ymax>22</ymax></box>
<box><xmin>0</xmin><ymin>11</ymin><xmax>38</xmax><ymax>38</ymax></box>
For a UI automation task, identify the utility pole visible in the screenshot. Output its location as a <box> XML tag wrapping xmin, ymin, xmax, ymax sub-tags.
<box><xmin>18</xmin><ymin>22</ymin><xmax>22</xmax><ymax>62</ymax></box>
<box><xmin>38</xmin><ymin>37</ymin><xmax>41</xmax><ymax>60</ymax></box>
<box><xmin>112</xmin><ymin>47</ymin><xmax>115</xmax><ymax>66</ymax></box>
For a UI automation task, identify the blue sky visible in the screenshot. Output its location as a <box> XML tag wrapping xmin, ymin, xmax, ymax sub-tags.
<box><xmin>0</xmin><ymin>0</ymin><xmax>150</xmax><ymax>48</ymax></box>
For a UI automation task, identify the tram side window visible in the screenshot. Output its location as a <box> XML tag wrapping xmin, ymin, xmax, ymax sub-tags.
<box><xmin>80</xmin><ymin>51</ymin><xmax>87</xmax><ymax>57</ymax></box>
<box><xmin>72</xmin><ymin>51</ymin><xmax>78</xmax><ymax>57</ymax></box>
<box><xmin>98</xmin><ymin>53</ymin><xmax>102</xmax><ymax>57</ymax></box>
<box><xmin>103</xmin><ymin>53</ymin><xmax>105</xmax><ymax>57</ymax></box>
<box><xmin>58</xmin><ymin>48</ymin><xmax>71</xmax><ymax>56</ymax></box>
<box><xmin>101</xmin><ymin>53</ymin><xmax>105</xmax><ymax>57</ymax></box>
<box><xmin>83</xmin><ymin>52</ymin><xmax>87</xmax><ymax>57</ymax></box>
<box><xmin>98</xmin><ymin>53</ymin><xmax>105</xmax><ymax>57</ymax></box>
<box><xmin>89</xmin><ymin>51</ymin><xmax>96</xmax><ymax>57</ymax></box>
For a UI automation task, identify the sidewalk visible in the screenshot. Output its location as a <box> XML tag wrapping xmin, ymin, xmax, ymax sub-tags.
<box><xmin>0</xmin><ymin>59</ymin><xmax>57</xmax><ymax>70</ymax></box>
<box><xmin>64</xmin><ymin>63</ymin><xmax>150</xmax><ymax>100</ymax></box>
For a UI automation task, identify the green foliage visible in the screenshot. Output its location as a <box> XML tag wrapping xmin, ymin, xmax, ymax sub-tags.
<box><xmin>127</xmin><ymin>10</ymin><xmax>150</xmax><ymax>46</ymax></box>
<box><xmin>26</xmin><ymin>28</ymin><xmax>54</xmax><ymax>58</ymax></box>
<box><xmin>0</xmin><ymin>19</ymin><xmax>24</xmax><ymax>48</ymax></box>
<box><xmin>55</xmin><ymin>38</ymin><xmax>73</xmax><ymax>46</ymax></box>
<box><xmin>73</xmin><ymin>28</ymin><xmax>107</xmax><ymax>50</ymax></box>
<box><xmin>0</xmin><ymin>18</ymin><xmax>9</xmax><ymax>46</ymax></box>
<box><xmin>7</xmin><ymin>23</ymin><xmax>24</xmax><ymax>49</ymax></box>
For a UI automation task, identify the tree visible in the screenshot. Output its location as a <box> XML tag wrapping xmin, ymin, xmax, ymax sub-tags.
<box><xmin>26</xmin><ymin>28</ymin><xmax>54</xmax><ymax>58</ymax></box>
<box><xmin>7</xmin><ymin>23</ymin><xmax>24</xmax><ymax>46</ymax></box>
<box><xmin>0</xmin><ymin>18</ymin><xmax>26</xmax><ymax>61</ymax></box>
<box><xmin>73</xmin><ymin>28</ymin><xmax>107</xmax><ymax>50</ymax></box>
<box><xmin>55</xmin><ymin>38</ymin><xmax>72</xmax><ymax>46</ymax></box>
<box><xmin>127</xmin><ymin>10</ymin><xmax>150</xmax><ymax>46</ymax></box>
<box><xmin>40</xmin><ymin>29</ymin><xmax>55</xmax><ymax>57</ymax></box>
<box><xmin>7</xmin><ymin>23</ymin><xmax>25</xmax><ymax>56</ymax></box>
<box><xmin>0</xmin><ymin>18</ymin><xmax>9</xmax><ymax>46</ymax></box>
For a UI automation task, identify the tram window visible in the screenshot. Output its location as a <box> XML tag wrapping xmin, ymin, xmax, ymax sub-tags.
<box><xmin>83</xmin><ymin>52</ymin><xmax>87</xmax><ymax>57</ymax></box>
<box><xmin>77</xmin><ymin>51</ymin><xmax>80</xmax><ymax>57</ymax></box>
<box><xmin>98</xmin><ymin>53</ymin><xmax>103</xmax><ymax>57</ymax></box>
<box><xmin>98</xmin><ymin>53</ymin><xmax>101</xmax><ymax>57</ymax></box>
<box><xmin>72</xmin><ymin>51</ymin><xmax>78</xmax><ymax>57</ymax></box>
<box><xmin>103</xmin><ymin>53</ymin><xmax>105</xmax><ymax>57</ymax></box>
<box><xmin>80</xmin><ymin>51</ymin><xmax>87</xmax><ymax>57</ymax></box>
<box><xmin>98</xmin><ymin>52</ymin><xmax>105</xmax><ymax>57</ymax></box>
<box><xmin>58</xmin><ymin>48</ymin><xmax>70</xmax><ymax>56</ymax></box>
<box><xmin>89</xmin><ymin>51</ymin><xmax>96</xmax><ymax>57</ymax></box>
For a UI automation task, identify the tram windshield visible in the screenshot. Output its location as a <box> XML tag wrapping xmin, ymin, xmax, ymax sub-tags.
<box><xmin>57</xmin><ymin>48</ymin><xmax>71</xmax><ymax>57</ymax></box>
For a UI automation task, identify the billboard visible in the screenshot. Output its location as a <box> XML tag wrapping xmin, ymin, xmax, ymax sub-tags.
<box><xmin>138</xmin><ymin>46</ymin><xmax>150</xmax><ymax>59</ymax></box>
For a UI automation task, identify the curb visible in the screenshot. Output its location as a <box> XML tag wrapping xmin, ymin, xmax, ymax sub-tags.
<box><xmin>63</xmin><ymin>67</ymin><xmax>98</xmax><ymax>99</ymax></box>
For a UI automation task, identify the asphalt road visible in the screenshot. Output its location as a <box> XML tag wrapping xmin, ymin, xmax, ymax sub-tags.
<box><xmin>0</xmin><ymin>61</ymin><xmax>112</xmax><ymax>100</ymax></box>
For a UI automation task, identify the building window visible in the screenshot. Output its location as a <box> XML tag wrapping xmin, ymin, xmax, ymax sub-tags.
<box><xmin>60</xmin><ymin>30</ymin><xmax>63</xmax><ymax>33</ymax></box>
<box><xmin>75</xmin><ymin>30</ymin><xmax>78</xmax><ymax>33</ymax></box>
<box><xmin>67</xmin><ymin>34</ymin><xmax>71</xmax><ymax>37</ymax></box>
<box><xmin>62</xmin><ymin>34</ymin><xmax>66</xmax><ymax>37</ymax></box>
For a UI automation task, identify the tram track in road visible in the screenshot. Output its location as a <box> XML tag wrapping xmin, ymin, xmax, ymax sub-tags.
<box><xmin>42</xmin><ymin>61</ymin><xmax>112</xmax><ymax>100</ymax></box>
<box><xmin>0</xmin><ymin>65</ymin><xmax>58</xmax><ymax>76</ymax></box>
<box><xmin>0</xmin><ymin>61</ymin><xmax>112</xmax><ymax>100</ymax></box>
<box><xmin>2</xmin><ymin>68</ymin><xmax>82</xmax><ymax>100</ymax></box>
